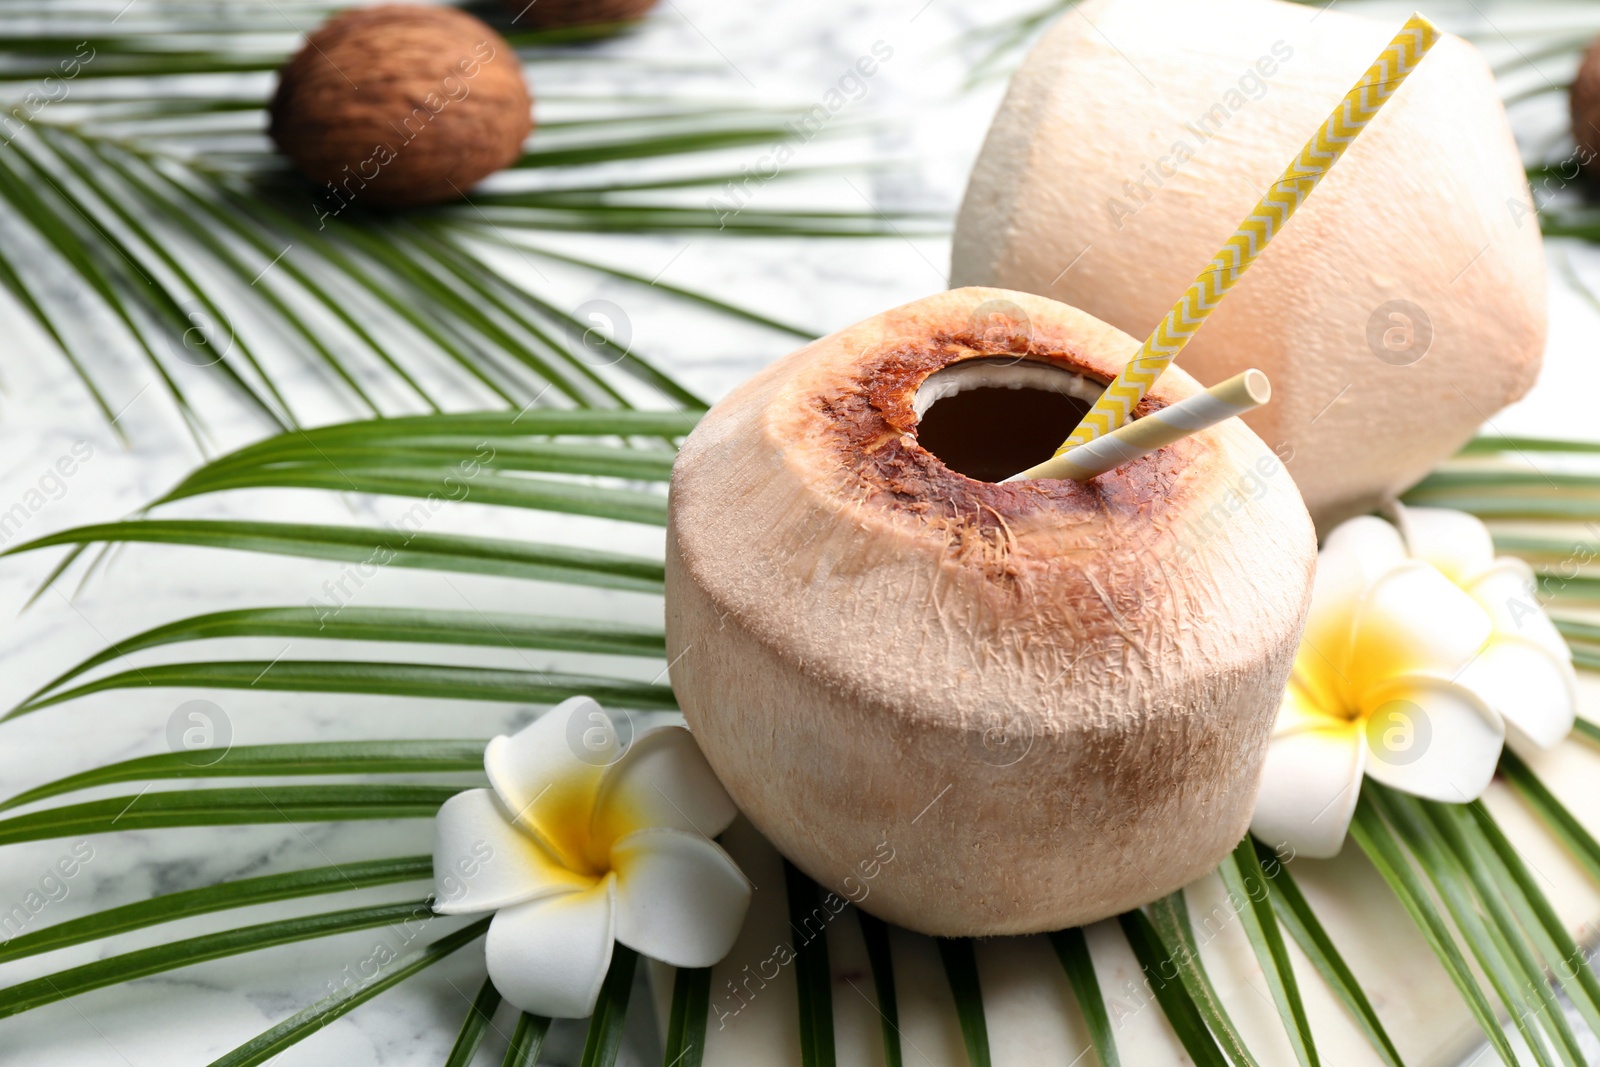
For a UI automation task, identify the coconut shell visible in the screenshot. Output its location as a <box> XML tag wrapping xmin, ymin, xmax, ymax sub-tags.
<box><xmin>665</xmin><ymin>287</ymin><xmax>1317</xmax><ymax>935</ymax></box>
<box><xmin>508</xmin><ymin>0</ymin><xmax>656</xmax><ymax>30</ymax></box>
<box><xmin>269</xmin><ymin>5</ymin><xmax>532</xmax><ymax>208</ymax></box>
<box><xmin>951</xmin><ymin>0</ymin><xmax>1545</xmax><ymax>532</ymax></box>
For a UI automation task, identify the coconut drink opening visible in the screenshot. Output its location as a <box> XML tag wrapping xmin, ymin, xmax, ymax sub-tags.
<box><xmin>913</xmin><ymin>359</ymin><xmax>1098</xmax><ymax>481</ymax></box>
<box><xmin>665</xmin><ymin>287</ymin><xmax>1317</xmax><ymax>935</ymax></box>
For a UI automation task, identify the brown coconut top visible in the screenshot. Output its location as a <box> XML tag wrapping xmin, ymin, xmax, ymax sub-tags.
<box><xmin>669</xmin><ymin>287</ymin><xmax>1318</xmax><ymax>737</ymax></box>
<box><xmin>269</xmin><ymin>4</ymin><xmax>532</xmax><ymax>207</ymax></box>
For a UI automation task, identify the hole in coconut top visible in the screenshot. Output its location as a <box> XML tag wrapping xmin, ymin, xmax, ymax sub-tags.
<box><xmin>913</xmin><ymin>359</ymin><xmax>1101</xmax><ymax>483</ymax></box>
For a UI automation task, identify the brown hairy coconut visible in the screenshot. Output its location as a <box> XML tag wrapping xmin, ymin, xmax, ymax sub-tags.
<box><xmin>1572</xmin><ymin>36</ymin><xmax>1600</xmax><ymax>167</ymax></box>
<box><xmin>269</xmin><ymin>5</ymin><xmax>532</xmax><ymax>208</ymax></box>
<box><xmin>665</xmin><ymin>287</ymin><xmax>1317</xmax><ymax>935</ymax></box>
<box><xmin>509</xmin><ymin>0</ymin><xmax>657</xmax><ymax>30</ymax></box>
<box><xmin>951</xmin><ymin>0</ymin><xmax>1545</xmax><ymax>533</ymax></box>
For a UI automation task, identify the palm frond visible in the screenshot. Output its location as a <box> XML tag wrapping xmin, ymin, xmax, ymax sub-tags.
<box><xmin>970</xmin><ymin>4</ymin><xmax>1069</xmax><ymax>86</ymax></box>
<box><xmin>7</xmin><ymin>417</ymin><xmax>1600</xmax><ymax>1067</ymax></box>
<box><xmin>9</xmin><ymin>659</ymin><xmax>674</xmax><ymax>716</ymax></box>
<box><xmin>963</xmin><ymin>0</ymin><xmax>1593</xmax><ymax>103</ymax></box>
<box><xmin>6</xmin><ymin>518</ymin><xmax>668</xmax><ymax>593</ymax></box>
<box><xmin>1251</xmin><ymin>841</ymin><xmax>1404</xmax><ymax>1067</ymax></box>
<box><xmin>936</xmin><ymin>937</ymin><xmax>992</xmax><ymax>1067</ymax></box>
<box><xmin>1049</xmin><ymin>927</ymin><xmax>1120</xmax><ymax>1067</ymax></box>
<box><xmin>0</xmin><ymin>899</ymin><xmax>439</xmax><ymax>1020</ymax></box>
<box><xmin>9</xmin><ymin>418</ymin><xmax>1600</xmax><ymax>1065</ymax></box>
<box><xmin>1499</xmin><ymin>749</ymin><xmax>1600</xmax><ymax>891</ymax></box>
<box><xmin>1349</xmin><ymin>791</ymin><xmax>1518</xmax><ymax>1065</ymax></box>
<box><xmin>784</xmin><ymin>860</ymin><xmax>838</xmax><ymax>1067</ymax></box>
<box><xmin>0</xmin><ymin>0</ymin><xmax>924</xmax><ymax>444</ymax></box>
<box><xmin>502</xmin><ymin>1011</ymin><xmax>553</xmax><ymax>1067</ymax></box>
<box><xmin>0</xmin><ymin>397</ymin><xmax>715</xmax><ymax>1052</ymax></box>
<box><xmin>663</xmin><ymin>966</ymin><xmax>713</xmax><ymax>1067</ymax></box>
<box><xmin>858</xmin><ymin>910</ymin><xmax>905</xmax><ymax>1067</ymax></box>
<box><xmin>9</xmin><ymin>606</ymin><xmax>661</xmax><ymax>717</ymax></box>
<box><xmin>4</xmin><ymin>0</ymin><xmax>1600</xmax><ymax>1058</ymax></box>
<box><xmin>1146</xmin><ymin>892</ymin><xmax>1260</xmax><ymax>1067</ymax></box>
<box><xmin>1468</xmin><ymin>797</ymin><xmax>1600</xmax><ymax>1044</ymax></box>
<box><xmin>580</xmin><ymin>946</ymin><xmax>640</xmax><ymax>1067</ymax></box>
<box><xmin>0</xmin><ymin>855</ymin><xmax>431</xmax><ymax>964</ymax></box>
<box><xmin>0</xmin><ymin>784</ymin><xmax>457</xmax><ymax>845</ymax></box>
<box><xmin>1378</xmin><ymin>788</ymin><xmax>1567</xmax><ymax>1067</ymax></box>
<box><xmin>210</xmin><ymin>917</ymin><xmax>493</xmax><ymax>1067</ymax></box>
<box><xmin>0</xmin><ymin>740</ymin><xmax>485</xmax><ymax>810</ymax></box>
<box><xmin>445</xmin><ymin>977</ymin><xmax>504</xmax><ymax>1067</ymax></box>
<box><xmin>1422</xmin><ymin>800</ymin><xmax>1589</xmax><ymax>1067</ymax></box>
<box><xmin>1116</xmin><ymin>908</ymin><xmax>1229</xmax><ymax>1067</ymax></box>
<box><xmin>1217</xmin><ymin>838</ymin><xmax>1319</xmax><ymax>1067</ymax></box>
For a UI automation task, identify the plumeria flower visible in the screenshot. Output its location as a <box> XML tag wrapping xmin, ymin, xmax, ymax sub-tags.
<box><xmin>433</xmin><ymin>697</ymin><xmax>749</xmax><ymax>1017</ymax></box>
<box><xmin>1251</xmin><ymin>506</ymin><xmax>1576</xmax><ymax>859</ymax></box>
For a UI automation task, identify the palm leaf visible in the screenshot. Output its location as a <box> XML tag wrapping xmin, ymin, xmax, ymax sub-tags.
<box><xmin>936</xmin><ymin>938</ymin><xmax>992</xmax><ymax>1067</ymax></box>
<box><xmin>1456</xmin><ymin>437</ymin><xmax>1600</xmax><ymax>456</ymax></box>
<box><xmin>1253</xmin><ymin>841</ymin><xmax>1404</xmax><ymax>1067</ymax></box>
<box><xmin>9</xmin><ymin>606</ymin><xmax>663</xmax><ymax>717</ymax></box>
<box><xmin>1115</xmin><ymin>909</ymin><xmax>1228</xmax><ymax>1067</ymax></box>
<box><xmin>0</xmin><ymin>404</ymin><xmax>702</xmax><ymax>1047</ymax></box>
<box><xmin>960</xmin><ymin>0</ymin><xmax>1072</xmax><ymax>87</ymax></box>
<box><xmin>784</xmin><ymin>860</ymin><xmax>837</xmax><ymax>1067</ymax></box>
<box><xmin>961</xmin><ymin>0</ymin><xmax>1592</xmax><ymax>104</ymax></box>
<box><xmin>0</xmin><ymin>740</ymin><xmax>485</xmax><ymax>811</ymax></box>
<box><xmin>5</xmin><ymin>518</ymin><xmax>668</xmax><ymax>594</ymax></box>
<box><xmin>1499</xmin><ymin>749</ymin><xmax>1600</xmax><ymax>896</ymax></box>
<box><xmin>1468</xmin><ymin>799</ymin><xmax>1600</xmax><ymax>1045</ymax></box>
<box><xmin>1376</xmin><ymin>787</ymin><xmax>1565</xmax><ymax>1067</ymax></box>
<box><xmin>0</xmin><ymin>784</ymin><xmax>456</xmax><ymax>845</ymax></box>
<box><xmin>15</xmin><ymin>289</ymin><xmax>1600</xmax><ymax>1067</ymax></box>
<box><xmin>502</xmin><ymin>1011</ymin><xmax>553</xmax><ymax>1067</ymax></box>
<box><xmin>0</xmin><ymin>0</ymin><xmax>924</xmax><ymax>442</ymax></box>
<box><xmin>858</xmin><ymin>910</ymin><xmax>905</xmax><ymax>1067</ymax></box>
<box><xmin>3</xmin><ymin>3</ymin><xmax>1597</xmax><ymax>1060</ymax></box>
<box><xmin>7</xmin><ymin>407</ymin><xmax>689</xmax><ymax>607</ymax></box>
<box><xmin>0</xmin><ymin>855</ymin><xmax>431</xmax><ymax>964</ymax></box>
<box><xmin>580</xmin><ymin>945</ymin><xmax>639</xmax><ymax>1067</ymax></box>
<box><xmin>7</xmin><ymin>659</ymin><xmax>675</xmax><ymax>717</ymax></box>
<box><xmin>209</xmin><ymin>916</ymin><xmax>493</xmax><ymax>1067</ymax></box>
<box><xmin>1420</xmin><ymin>800</ymin><xmax>1588</xmax><ymax>1067</ymax></box>
<box><xmin>445</xmin><ymin>977</ymin><xmax>505</xmax><ymax>1067</ymax></box>
<box><xmin>663</xmin><ymin>966</ymin><xmax>713</xmax><ymax>1067</ymax></box>
<box><xmin>1146</xmin><ymin>892</ymin><xmax>1259</xmax><ymax>1067</ymax></box>
<box><xmin>1218</xmin><ymin>838</ymin><xmax>1319</xmax><ymax>1067</ymax></box>
<box><xmin>0</xmin><ymin>898</ymin><xmax>438</xmax><ymax>1019</ymax></box>
<box><xmin>1348</xmin><ymin>791</ymin><xmax>1519</xmax><ymax>1066</ymax></box>
<box><xmin>1048</xmin><ymin>927</ymin><xmax>1120</xmax><ymax>1067</ymax></box>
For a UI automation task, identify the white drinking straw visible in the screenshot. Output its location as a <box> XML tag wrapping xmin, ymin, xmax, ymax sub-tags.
<box><xmin>1006</xmin><ymin>369</ymin><xmax>1271</xmax><ymax>482</ymax></box>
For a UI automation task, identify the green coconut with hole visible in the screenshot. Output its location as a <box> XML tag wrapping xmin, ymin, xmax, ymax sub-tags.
<box><xmin>665</xmin><ymin>287</ymin><xmax>1317</xmax><ymax>935</ymax></box>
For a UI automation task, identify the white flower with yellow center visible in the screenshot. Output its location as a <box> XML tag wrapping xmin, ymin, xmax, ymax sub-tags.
<box><xmin>432</xmin><ymin>697</ymin><xmax>749</xmax><ymax>1017</ymax></box>
<box><xmin>1251</xmin><ymin>506</ymin><xmax>1576</xmax><ymax>859</ymax></box>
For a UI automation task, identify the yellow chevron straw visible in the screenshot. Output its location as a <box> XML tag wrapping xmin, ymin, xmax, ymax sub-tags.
<box><xmin>1055</xmin><ymin>13</ymin><xmax>1440</xmax><ymax>456</ymax></box>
